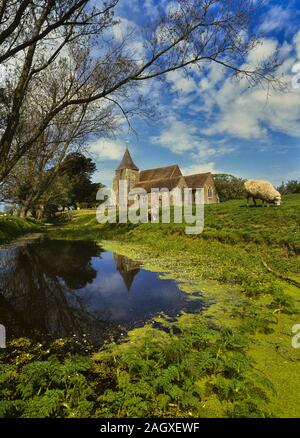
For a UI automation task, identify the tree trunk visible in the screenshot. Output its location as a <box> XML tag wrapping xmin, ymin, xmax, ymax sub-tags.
<box><xmin>36</xmin><ymin>205</ymin><xmax>44</xmax><ymax>220</ymax></box>
<box><xmin>18</xmin><ymin>198</ymin><xmax>32</xmax><ymax>217</ymax></box>
<box><xmin>19</xmin><ymin>205</ymin><xmax>29</xmax><ymax>218</ymax></box>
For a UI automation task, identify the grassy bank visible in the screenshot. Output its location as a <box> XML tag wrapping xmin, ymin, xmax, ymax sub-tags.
<box><xmin>0</xmin><ymin>216</ymin><xmax>43</xmax><ymax>245</ymax></box>
<box><xmin>1</xmin><ymin>195</ymin><xmax>299</xmax><ymax>418</ymax></box>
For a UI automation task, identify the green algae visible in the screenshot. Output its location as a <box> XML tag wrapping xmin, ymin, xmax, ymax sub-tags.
<box><xmin>101</xmin><ymin>240</ymin><xmax>300</xmax><ymax>417</ymax></box>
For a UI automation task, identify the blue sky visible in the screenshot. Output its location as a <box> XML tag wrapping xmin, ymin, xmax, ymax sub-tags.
<box><xmin>90</xmin><ymin>0</ymin><xmax>300</xmax><ymax>187</ymax></box>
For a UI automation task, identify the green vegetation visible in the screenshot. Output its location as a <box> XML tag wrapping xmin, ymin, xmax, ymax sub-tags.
<box><xmin>48</xmin><ymin>194</ymin><xmax>300</xmax><ymax>254</ymax></box>
<box><xmin>278</xmin><ymin>180</ymin><xmax>300</xmax><ymax>195</ymax></box>
<box><xmin>0</xmin><ymin>216</ymin><xmax>42</xmax><ymax>245</ymax></box>
<box><xmin>0</xmin><ymin>0</ymin><xmax>298</xmax><ymax>419</ymax></box>
<box><xmin>0</xmin><ymin>320</ymin><xmax>276</xmax><ymax>418</ymax></box>
<box><xmin>213</xmin><ymin>174</ymin><xmax>245</xmax><ymax>202</ymax></box>
<box><xmin>1</xmin><ymin>194</ymin><xmax>300</xmax><ymax>418</ymax></box>
<box><xmin>2</xmin><ymin>152</ymin><xmax>101</xmax><ymax>219</ymax></box>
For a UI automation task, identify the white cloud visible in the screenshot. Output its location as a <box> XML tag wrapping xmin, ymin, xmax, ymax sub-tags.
<box><xmin>166</xmin><ymin>70</ymin><xmax>197</xmax><ymax>94</ymax></box>
<box><xmin>195</xmin><ymin>33</ymin><xmax>300</xmax><ymax>140</ymax></box>
<box><xmin>92</xmin><ymin>168</ymin><xmax>115</xmax><ymax>186</ymax></box>
<box><xmin>246</xmin><ymin>38</ymin><xmax>278</xmax><ymax>65</ymax></box>
<box><xmin>88</xmin><ymin>138</ymin><xmax>124</xmax><ymax>161</ymax></box>
<box><xmin>106</xmin><ymin>16</ymin><xmax>146</xmax><ymax>59</ymax></box>
<box><xmin>199</xmin><ymin>63</ymin><xmax>225</xmax><ymax>92</ymax></box>
<box><xmin>152</xmin><ymin>116</ymin><xmax>198</xmax><ymax>154</ymax></box>
<box><xmin>293</xmin><ymin>30</ymin><xmax>300</xmax><ymax>59</ymax></box>
<box><xmin>158</xmin><ymin>28</ymin><xmax>300</xmax><ymax>143</ymax></box>
<box><xmin>111</xmin><ymin>17</ymin><xmax>135</xmax><ymax>42</ymax></box>
<box><xmin>203</xmin><ymin>88</ymin><xmax>269</xmax><ymax>139</ymax></box>
<box><xmin>202</xmin><ymin>77</ymin><xmax>300</xmax><ymax>140</ymax></box>
<box><xmin>182</xmin><ymin>162</ymin><xmax>219</xmax><ymax>175</ymax></box>
<box><xmin>128</xmin><ymin>40</ymin><xmax>145</xmax><ymax>59</ymax></box>
<box><xmin>258</xmin><ymin>5</ymin><xmax>292</xmax><ymax>34</ymax></box>
<box><xmin>153</xmin><ymin>114</ymin><xmax>235</xmax><ymax>157</ymax></box>
<box><xmin>164</xmin><ymin>1</ymin><xmax>181</xmax><ymax>15</ymax></box>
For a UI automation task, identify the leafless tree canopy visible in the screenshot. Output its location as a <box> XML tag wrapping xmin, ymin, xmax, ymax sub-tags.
<box><xmin>0</xmin><ymin>0</ymin><xmax>118</xmax><ymax>63</ymax></box>
<box><xmin>0</xmin><ymin>0</ymin><xmax>279</xmax><ymax>185</ymax></box>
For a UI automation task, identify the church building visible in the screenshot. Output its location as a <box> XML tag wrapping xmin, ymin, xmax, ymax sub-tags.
<box><xmin>113</xmin><ymin>147</ymin><xmax>219</xmax><ymax>205</ymax></box>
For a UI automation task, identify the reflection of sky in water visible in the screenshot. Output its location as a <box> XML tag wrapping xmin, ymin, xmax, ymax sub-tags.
<box><xmin>0</xmin><ymin>240</ymin><xmax>203</xmax><ymax>344</ymax></box>
<box><xmin>65</xmin><ymin>251</ymin><xmax>191</xmax><ymax>324</ymax></box>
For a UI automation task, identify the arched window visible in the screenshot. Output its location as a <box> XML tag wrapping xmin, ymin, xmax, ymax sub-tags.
<box><xmin>208</xmin><ymin>187</ymin><xmax>213</xmax><ymax>199</ymax></box>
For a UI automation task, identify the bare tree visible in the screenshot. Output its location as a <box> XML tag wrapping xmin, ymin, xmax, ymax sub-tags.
<box><xmin>0</xmin><ymin>0</ymin><xmax>119</xmax><ymax>63</ymax></box>
<box><xmin>1</xmin><ymin>58</ymin><xmax>117</xmax><ymax>216</ymax></box>
<box><xmin>0</xmin><ymin>0</ymin><xmax>119</xmax><ymax>180</ymax></box>
<box><xmin>0</xmin><ymin>0</ymin><xmax>280</xmax><ymax>183</ymax></box>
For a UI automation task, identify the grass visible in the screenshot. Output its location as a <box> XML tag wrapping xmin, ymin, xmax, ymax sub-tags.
<box><xmin>48</xmin><ymin>194</ymin><xmax>300</xmax><ymax>251</ymax></box>
<box><xmin>0</xmin><ymin>216</ymin><xmax>43</xmax><ymax>245</ymax></box>
<box><xmin>1</xmin><ymin>194</ymin><xmax>300</xmax><ymax>418</ymax></box>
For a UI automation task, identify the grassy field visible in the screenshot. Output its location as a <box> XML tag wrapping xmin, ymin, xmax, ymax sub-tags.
<box><xmin>48</xmin><ymin>194</ymin><xmax>300</xmax><ymax>251</ymax></box>
<box><xmin>1</xmin><ymin>194</ymin><xmax>300</xmax><ymax>418</ymax></box>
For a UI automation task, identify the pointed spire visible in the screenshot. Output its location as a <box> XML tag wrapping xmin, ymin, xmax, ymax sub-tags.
<box><xmin>113</xmin><ymin>254</ymin><xmax>140</xmax><ymax>291</ymax></box>
<box><xmin>116</xmin><ymin>146</ymin><xmax>139</xmax><ymax>171</ymax></box>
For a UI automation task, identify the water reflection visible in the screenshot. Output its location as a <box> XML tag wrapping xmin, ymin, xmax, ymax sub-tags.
<box><xmin>0</xmin><ymin>239</ymin><xmax>202</xmax><ymax>345</ymax></box>
<box><xmin>113</xmin><ymin>254</ymin><xmax>140</xmax><ymax>290</ymax></box>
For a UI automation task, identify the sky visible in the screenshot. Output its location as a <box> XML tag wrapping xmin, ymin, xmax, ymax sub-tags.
<box><xmin>89</xmin><ymin>0</ymin><xmax>300</xmax><ymax>187</ymax></box>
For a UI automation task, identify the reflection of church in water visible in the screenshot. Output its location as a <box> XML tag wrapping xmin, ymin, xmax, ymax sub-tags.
<box><xmin>0</xmin><ymin>240</ymin><xmax>202</xmax><ymax>346</ymax></box>
<box><xmin>113</xmin><ymin>254</ymin><xmax>140</xmax><ymax>291</ymax></box>
<box><xmin>0</xmin><ymin>241</ymin><xmax>141</xmax><ymax>344</ymax></box>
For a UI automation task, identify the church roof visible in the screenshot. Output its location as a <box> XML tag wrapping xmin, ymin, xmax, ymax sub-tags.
<box><xmin>135</xmin><ymin>176</ymin><xmax>185</xmax><ymax>193</ymax></box>
<box><xmin>184</xmin><ymin>173</ymin><xmax>211</xmax><ymax>189</ymax></box>
<box><xmin>139</xmin><ymin>164</ymin><xmax>182</xmax><ymax>182</ymax></box>
<box><xmin>116</xmin><ymin>148</ymin><xmax>139</xmax><ymax>171</ymax></box>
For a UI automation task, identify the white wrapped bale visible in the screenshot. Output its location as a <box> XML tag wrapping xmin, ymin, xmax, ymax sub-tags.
<box><xmin>244</xmin><ymin>179</ymin><xmax>281</xmax><ymax>206</ymax></box>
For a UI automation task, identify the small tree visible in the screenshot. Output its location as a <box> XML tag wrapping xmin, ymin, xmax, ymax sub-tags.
<box><xmin>38</xmin><ymin>174</ymin><xmax>73</xmax><ymax>218</ymax></box>
<box><xmin>278</xmin><ymin>181</ymin><xmax>300</xmax><ymax>195</ymax></box>
<box><xmin>214</xmin><ymin>174</ymin><xmax>246</xmax><ymax>202</ymax></box>
<box><xmin>60</xmin><ymin>153</ymin><xmax>99</xmax><ymax>209</ymax></box>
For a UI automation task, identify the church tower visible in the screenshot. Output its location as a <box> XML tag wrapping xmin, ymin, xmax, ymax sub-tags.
<box><xmin>113</xmin><ymin>147</ymin><xmax>139</xmax><ymax>204</ymax></box>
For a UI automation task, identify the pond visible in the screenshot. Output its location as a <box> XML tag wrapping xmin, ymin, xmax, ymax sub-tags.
<box><xmin>0</xmin><ymin>239</ymin><xmax>203</xmax><ymax>346</ymax></box>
